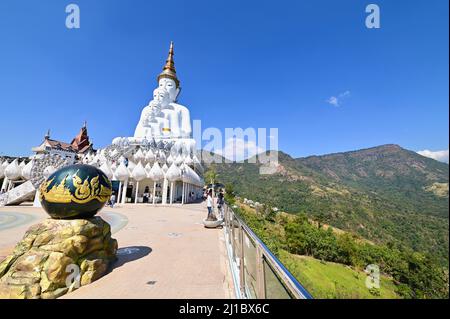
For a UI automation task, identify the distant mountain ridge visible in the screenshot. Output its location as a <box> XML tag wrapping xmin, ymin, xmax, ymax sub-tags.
<box><xmin>202</xmin><ymin>144</ymin><xmax>449</xmax><ymax>264</ymax></box>
<box><xmin>298</xmin><ymin>144</ymin><xmax>449</xmax><ymax>217</ymax></box>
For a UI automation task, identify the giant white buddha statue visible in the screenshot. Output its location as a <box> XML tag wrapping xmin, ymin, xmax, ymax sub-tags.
<box><xmin>113</xmin><ymin>42</ymin><xmax>193</xmax><ymax>146</ymax></box>
<box><xmin>156</xmin><ymin>42</ymin><xmax>192</xmax><ymax>139</ymax></box>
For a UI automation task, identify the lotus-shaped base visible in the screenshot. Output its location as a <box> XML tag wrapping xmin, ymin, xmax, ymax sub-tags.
<box><xmin>203</xmin><ymin>218</ymin><xmax>223</xmax><ymax>228</ymax></box>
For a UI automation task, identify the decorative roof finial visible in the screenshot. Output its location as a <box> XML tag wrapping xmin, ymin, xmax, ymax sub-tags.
<box><xmin>157</xmin><ymin>41</ymin><xmax>180</xmax><ymax>87</ymax></box>
<box><xmin>45</xmin><ymin>129</ymin><xmax>50</xmax><ymax>139</ymax></box>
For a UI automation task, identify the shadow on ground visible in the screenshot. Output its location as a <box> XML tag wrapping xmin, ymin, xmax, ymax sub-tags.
<box><xmin>109</xmin><ymin>246</ymin><xmax>152</xmax><ymax>271</ymax></box>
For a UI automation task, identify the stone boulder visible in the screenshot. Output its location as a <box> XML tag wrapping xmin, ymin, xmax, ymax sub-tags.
<box><xmin>0</xmin><ymin>217</ymin><xmax>117</xmax><ymax>299</ymax></box>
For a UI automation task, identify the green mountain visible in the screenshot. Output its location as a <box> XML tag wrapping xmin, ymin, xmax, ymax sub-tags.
<box><xmin>202</xmin><ymin>144</ymin><xmax>449</xmax><ymax>264</ymax></box>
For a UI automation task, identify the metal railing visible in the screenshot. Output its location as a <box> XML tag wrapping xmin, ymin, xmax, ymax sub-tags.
<box><xmin>223</xmin><ymin>203</ymin><xmax>312</xmax><ymax>299</ymax></box>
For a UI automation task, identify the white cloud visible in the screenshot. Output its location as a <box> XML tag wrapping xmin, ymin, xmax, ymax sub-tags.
<box><xmin>216</xmin><ymin>137</ymin><xmax>265</xmax><ymax>162</ymax></box>
<box><xmin>326</xmin><ymin>90</ymin><xmax>351</xmax><ymax>107</ymax></box>
<box><xmin>327</xmin><ymin>96</ymin><xmax>339</xmax><ymax>106</ymax></box>
<box><xmin>340</xmin><ymin>90</ymin><xmax>350</xmax><ymax>97</ymax></box>
<box><xmin>417</xmin><ymin>149</ymin><xmax>449</xmax><ymax>163</ymax></box>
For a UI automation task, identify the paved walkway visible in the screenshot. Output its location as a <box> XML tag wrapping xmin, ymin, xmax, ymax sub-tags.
<box><xmin>0</xmin><ymin>206</ymin><xmax>46</xmax><ymax>260</ymax></box>
<box><xmin>0</xmin><ymin>203</ymin><xmax>235</xmax><ymax>299</ymax></box>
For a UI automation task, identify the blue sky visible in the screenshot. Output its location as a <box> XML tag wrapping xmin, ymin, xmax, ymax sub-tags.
<box><xmin>0</xmin><ymin>0</ymin><xmax>448</xmax><ymax>161</ymax></box>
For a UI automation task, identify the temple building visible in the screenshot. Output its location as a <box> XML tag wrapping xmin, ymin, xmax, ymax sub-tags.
<box><xmin>0</xmin><ymin>42</ymin><xmax>203</xmax><ymax>207</ymax></box>
<box><xmin>0</xmin><ymin>123</ymin><xmax>93</xmax><ymax>196</ymax></box>
<box><xmin>31</xmin><ymin>122</ymin><xmax>94</xmax><ymax>161</ymax></box>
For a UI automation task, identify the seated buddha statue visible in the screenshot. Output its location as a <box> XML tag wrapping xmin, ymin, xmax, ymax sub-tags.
<box><xmin>112</xmin><ymin>42</ymin><xmax>193</xmax><ymax>146</ymax></box>
<box><xmin>156</xmin><ymin>42</ymin><xmax>192</xmax><ymax>139</ymax></box>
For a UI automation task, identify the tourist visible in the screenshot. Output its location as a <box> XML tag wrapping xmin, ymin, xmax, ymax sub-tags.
<box><xmin>206</xmin><ymin>189</ymin><xmax>213</xmax><ymax>219</ymax></box>
<box><xmin>217</xmin><ymin>190</ymin><xmax>224</xmax><ymax>219</ymax></box>
<box><xmin>143</xmin><ymin>186</ymin><xmax>150</xmax><ymax>203</ymax></box>
<box><xmin>110</xmin><ymin>192</ymin><xmax>116</xmax><ymax>208</ymax></box>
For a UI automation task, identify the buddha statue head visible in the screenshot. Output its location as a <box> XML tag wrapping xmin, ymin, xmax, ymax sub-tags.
<box><xmin>157</xmin><ymin>42</ymin><xmax>181</xmax><ymax>102</ymax></box>
<box><xmin>152</xmin><ymin>87</ymin><xmax>171</xmax><ymax>108</ymax></box>
<box><xmin>158</xmin><ymin>78</ymin><xmax>180</xmax><ymax>102</ymax></box>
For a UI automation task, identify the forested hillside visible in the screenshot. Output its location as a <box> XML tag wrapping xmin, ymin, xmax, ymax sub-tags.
<box><xmin>202</xmin><ymin>145</ymin><xmax>449</xmax><ymax>265</ymax></box>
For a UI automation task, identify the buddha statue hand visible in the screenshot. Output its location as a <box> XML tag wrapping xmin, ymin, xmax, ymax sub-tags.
<box><xmin>144</xmin><ymin>101</ymin><xmax>163</xmax><ymax>125</ymax></box>
<box><xmin>149</xmin><ymin>99</ymin><xmax>160</xmax><ymax>109</ymax></box>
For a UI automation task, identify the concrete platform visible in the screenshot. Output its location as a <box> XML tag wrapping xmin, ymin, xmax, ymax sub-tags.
<box><xmin>0</xmin><ymin>203</ymin><xmax>235</xmax><ymax>299</ymax></box>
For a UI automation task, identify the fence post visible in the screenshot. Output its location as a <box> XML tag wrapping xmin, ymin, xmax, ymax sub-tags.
<box><xmin>239</xmin><ymin>225</ymin><xmax>246</xmax><ymax>297</ymax></box>
<box><xmin>256</xmin><ymin>245</ymin><xmax>266</xmax><ymax>298</ymax></box>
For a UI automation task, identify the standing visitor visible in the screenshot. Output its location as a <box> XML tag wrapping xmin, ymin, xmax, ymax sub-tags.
<box><xmin>206</xmin><ymin>189</ymin><xmax>214</xmax><ymax>219</ymax></box>
<box><xmin>110</xmin><ymin>192</ymin><xmax>116</xmax><ymax>208</ymax></box>
<box><xmin>143</xmin><ymin>186</ymin><xmax>150</xmax><ymax>203</ymax></box>
<box><xmin>217</xmin><ymin>190</ymin><xmax>224</xmax><ymax>219</ymax></box>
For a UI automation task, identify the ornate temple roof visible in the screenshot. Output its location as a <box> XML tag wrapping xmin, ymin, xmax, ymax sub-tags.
<box><xmin>41</xmin><ymin>139</ymin><xmax>75</xmax><ymax>152</ymax></box>
<box><xmin>70</xmin><ymin>122</ymin><xmax>92</xmax><ymax>153</ymax></box>
<box><xmin>32</xmin><ymin>123</ymin><xmax>93</xmax><ymax>154</ymax></box>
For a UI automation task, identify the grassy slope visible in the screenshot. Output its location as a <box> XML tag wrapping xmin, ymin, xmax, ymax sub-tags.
<box><xmin>278</xmin><ymin>250</ymin><xmax>399</xmax><ymax>299</ymax></box>
<box><xmin>234</xmin><ymin>200</ymin><xmax>400</xmax><ymax>299</ymax></box>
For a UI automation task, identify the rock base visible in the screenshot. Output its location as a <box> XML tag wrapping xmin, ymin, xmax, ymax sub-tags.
<box><xmin>0</xmin><ymin>217</ymin><xmax>117</xmax><ymax>299</ymax></box>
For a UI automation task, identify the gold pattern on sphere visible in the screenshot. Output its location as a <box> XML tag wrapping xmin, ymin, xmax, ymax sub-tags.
<box><xmin>40</xmin><ymin>170</ymin><xmax>112</xmax><ymax>204</ymax></box>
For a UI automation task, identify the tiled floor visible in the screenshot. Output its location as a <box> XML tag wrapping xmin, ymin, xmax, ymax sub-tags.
<box><xmin>0</xmin><ymin>203</ymin><xmax>235</xmax><ymax>299</ymax></box>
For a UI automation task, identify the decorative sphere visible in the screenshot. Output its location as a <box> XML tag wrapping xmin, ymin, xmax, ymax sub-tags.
<box><xmin>39</xmin><ymin>164</ymin><xmax>112</xmax><ymax>219</ymax></box>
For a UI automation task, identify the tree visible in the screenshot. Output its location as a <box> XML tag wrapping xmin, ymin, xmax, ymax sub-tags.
<box><xmin>225</xmin><ymin>183</ymin><xmax>234</xmax><ymax>197</ymax></box>
<box><xmin>204</xmin><ymin>166</ymin><xmax>219</xmax><ymax>185</ymax></box>
<box><xmin>316</xmin><ymin>212</ymin><xmax>327</xmax><ymax>229</ymax></box>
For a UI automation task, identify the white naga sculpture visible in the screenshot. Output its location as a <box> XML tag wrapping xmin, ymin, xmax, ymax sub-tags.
<box><xmin>114</xmin><ymin>42</ymin><xmax>192</xmax><ymax>144</ymax></box>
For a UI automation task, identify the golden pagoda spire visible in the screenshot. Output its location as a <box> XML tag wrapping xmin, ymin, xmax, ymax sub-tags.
<box><xmin>157</xmin><ymin>41</ymin><xmax>180</xmax><ymax>87</ymax></box>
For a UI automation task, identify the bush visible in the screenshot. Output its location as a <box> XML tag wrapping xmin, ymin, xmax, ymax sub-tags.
<box><xmin>230</xmin><ymin>199</ymin><xmax>449</xmax><ymax>299</ymax></box>
<box><xmin>282</xmin><ymin>210</ymin><xmax>449</xmax><ymax>298</ymax></box>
